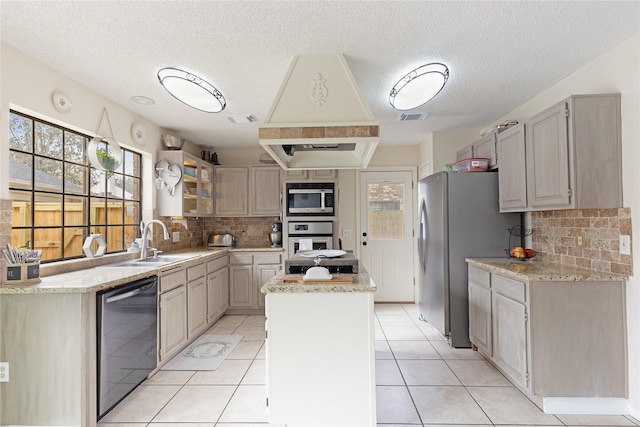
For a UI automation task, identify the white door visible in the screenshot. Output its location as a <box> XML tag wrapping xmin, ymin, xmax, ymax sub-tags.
<box><xmin>359</xmin><ymin>170</ymin><xmax>415</xmax><ymax>302</ymax></box>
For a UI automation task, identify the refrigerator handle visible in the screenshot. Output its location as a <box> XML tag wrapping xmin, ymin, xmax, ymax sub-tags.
<box><xmin>418</xmin><ymin>199</ymin><xmax>427</xmax><ymax>272</ymax></box>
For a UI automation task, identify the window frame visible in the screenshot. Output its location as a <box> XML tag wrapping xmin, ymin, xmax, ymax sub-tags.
<box><xmin>8</xmin><ymin>110</ymin><xmax>142</xmax><ymax>263</ymax></box>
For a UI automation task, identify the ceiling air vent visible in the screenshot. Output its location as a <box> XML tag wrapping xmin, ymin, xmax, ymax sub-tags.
<box><xmin>227</xmin><ymin>114</ymin><xmax>258</xmax><ymax>123</ymax></box>
<box><xmin>398</xmin><ymin>112</ymin><xmax>429</xmax><ymax>121</ymax></box>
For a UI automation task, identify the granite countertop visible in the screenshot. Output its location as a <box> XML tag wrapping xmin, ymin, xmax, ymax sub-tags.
<box><xmin>466</xmin><ymin>258</ymin><xmax>628</xmax><ymax>282</ymax></box>
<box><xmin>261</xmin><ymin>267</ymin><xmax>377</xmax><ymax>294</ymax></box>
<box><xmin>1</xmin><ymin>246</ymin><xmax>284</xmax><ymax>295</ymax></box>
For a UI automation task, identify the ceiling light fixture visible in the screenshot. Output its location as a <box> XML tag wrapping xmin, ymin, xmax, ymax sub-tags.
<box><xmin>389</xmin><ymin>63</ymin><xmax>449</xmax><ymax>110</ymax></box>
<box><xmin>157</xmin><ymin>67</ymin><xmax>226</xmax><ymax>113</ymax></box>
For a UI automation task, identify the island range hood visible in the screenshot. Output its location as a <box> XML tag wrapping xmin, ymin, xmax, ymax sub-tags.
<box><xmin>259</xmin><ymin>54</ymin><xmax>379</xmax><ymax>170</ymax></box>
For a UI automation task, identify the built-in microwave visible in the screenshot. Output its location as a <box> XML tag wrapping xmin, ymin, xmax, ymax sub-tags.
<box><xmin>286</xmin><ymin>182</ymin><xmax>335</xmax><ymax>216</ymax></box>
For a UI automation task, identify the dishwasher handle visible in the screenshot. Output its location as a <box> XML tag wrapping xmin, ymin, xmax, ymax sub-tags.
<box><xmin>106</xmin><ymin>287</ymin><xmax>144</xmax><ymax>303</ymax></box>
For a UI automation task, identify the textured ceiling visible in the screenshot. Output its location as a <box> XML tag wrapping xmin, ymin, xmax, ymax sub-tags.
<box><xmin>1</xmin><ymin>1</ymin><xmax>639</xmax><ymax>148</ymax></box>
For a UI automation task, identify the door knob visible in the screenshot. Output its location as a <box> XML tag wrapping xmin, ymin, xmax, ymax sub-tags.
<box><xmin>362</xmin><ymin>241</ymin><xmax>367</xmax><ymax>246</ymax></box>
<box><xmin>362</xmin><ymin>232</ymin><xmax>367</xmax><ymax>237</ymax></box>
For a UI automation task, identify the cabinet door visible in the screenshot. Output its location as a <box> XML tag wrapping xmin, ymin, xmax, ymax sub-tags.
<box><xmin>456</xmin><ymin>145</ymin><xmax>473</xmax><ymax>161</ymax></box>
<box><xmin>468</xmin><ymin>281</ymin><xmax>492</xmax><ymax>356</ymax></box>
<box><xmin>229</xmin><ymin>265</ymin><xmax>254</xmax><ymax>307</ymax></box>
<box><xmin>526</xmin><ymin>102</ymin><xmax>570</xmax><ymax>209</ymax></box>
<box><xmin>207</xmin><ymin>267</ymin><xmax>229</xmax><ymax>323</ymax></box>
<box><xmin>199</xmin><ymin>163</ymin><xmax>214</xmax><ymax>216</ymax></box>
<box><xmin>310</xmin><ymin>169</ymin><xmax>337</xmax><ymax>179</ymax></box>
<box><xmin>187</xmin><ymin>277</ymin><xmax>207</xmax><ymax>339</ymax></box>
<box><xmin>251</xmin><ymin>167</ymin><xmax>281</xmax><ymax>216</ymax></box>
<box><xmin>492</xmin><ymin>292</ymin><xmax>528</xmax><ymax>389</ymax></box>
<box><xmin>215</xmin><ymin>167</ymin><xmax>249</xmax><ymax>216</ymax></box>
<box><xmin>497</xmin><ymin>123</ymin><xmax>528</xmax><ymax>211</ymax></box>
<box><xmin>256</xmin><ymin>265</ymin><xmax>279</xmax><ymax>308</ymax></box>
<box><xmin>159</xmin><ymin>285</ymin><xmax>187</xmax><ymax>361</ymax></box>
<box><xmin>473</xmin><ymin>132</ymin><xmax>497</xmax><ymax>168</ymax></box>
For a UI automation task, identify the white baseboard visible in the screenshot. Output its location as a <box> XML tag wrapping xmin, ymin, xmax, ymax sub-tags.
<box><xmin>629</xmin><ymin>404</ymin><xmax>640</xmax><ymax>422</ymax></box>
<box><xmin>543</xmin><ymin>397</ymin><xmax>629</xmax><ymax>415</ymax></box>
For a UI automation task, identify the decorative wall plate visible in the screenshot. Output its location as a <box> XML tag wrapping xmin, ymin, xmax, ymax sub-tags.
<box><xmin>52</xmin><ymin>91</ymin><xmax>72</xmax><ymax>113</ymax></box>
<box><xmin>131</xmin><ymin>121</ymin><xmax>147</xmax><ymax>145</ymax></box>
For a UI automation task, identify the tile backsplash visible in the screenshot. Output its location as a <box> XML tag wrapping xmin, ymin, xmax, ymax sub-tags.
<box><xmin>203</xmin><ymin>216</ymin><xmax>281</xmax><ymax>248</ymax></box>
<box><xmin>531</xmin><ymin>208</ymin><xmax>632</xmax><ymax>275</ymax></box>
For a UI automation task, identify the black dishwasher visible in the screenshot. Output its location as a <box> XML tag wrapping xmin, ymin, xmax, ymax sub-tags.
<box><xmin>96</xmin><ymin>276</ymin><xmax>158</xmax><ymax>420</ymax></box>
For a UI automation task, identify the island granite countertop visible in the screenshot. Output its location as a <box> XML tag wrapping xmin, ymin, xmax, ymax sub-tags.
<box><xmin>466</xmin><ymin>257</ymin><xmax>628</xmax><ymax>282</ymax></box>
<box><xmin>261</xmin><ymin>267</ymin><xmax>376</xmax><ymax>293</ymax></box>
<box><xmin>1</xmin><ymin>246</ymin><xmax>285</xmax><ymax>294</ymax></box>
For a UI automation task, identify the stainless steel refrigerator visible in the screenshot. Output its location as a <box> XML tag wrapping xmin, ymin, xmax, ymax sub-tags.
<box><xmin>417</xmin><ymin>171</ymin><xmax>521</xmax><ymax>348</ymax></box>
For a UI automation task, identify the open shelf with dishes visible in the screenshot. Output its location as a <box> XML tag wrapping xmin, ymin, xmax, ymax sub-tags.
<box><xmin>157</xmin><ymin>151</ymin><xmax>215</xmax><ymax>217</ymax></box>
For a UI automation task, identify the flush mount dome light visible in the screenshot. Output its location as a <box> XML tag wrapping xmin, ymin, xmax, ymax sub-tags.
<box><xmin>157</xmin><ymin>67</ymin><xmax>226</xmax><ymax>113</ymax></box>
<box><xmin>389</xmin><ymin>63</ymin><xmax>449</xmax><ymax>110</ymax></box>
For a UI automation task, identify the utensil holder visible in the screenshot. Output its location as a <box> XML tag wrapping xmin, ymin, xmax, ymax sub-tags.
<box><xmin>6</xmin><ymin>262</ymin><xmax>41</xmax><ymax>285</ymax></box>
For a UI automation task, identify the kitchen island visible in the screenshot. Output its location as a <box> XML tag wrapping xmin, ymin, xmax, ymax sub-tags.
<box><xmin>261</xmin><ymin>269</ymin><xmax>377</xmax><ymax>427</ymax></box>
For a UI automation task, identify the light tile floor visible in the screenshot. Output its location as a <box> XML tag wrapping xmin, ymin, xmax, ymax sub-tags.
<box><xmin>99</xmin><ymin>303</ymin><xmax>640</xmax><ymax>427</ymax></box>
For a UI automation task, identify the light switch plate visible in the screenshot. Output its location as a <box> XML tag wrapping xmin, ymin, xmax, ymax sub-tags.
<box><xmin>620</xmin><ymin>235</ymin><xmax>631</xmax><ymax>255</ymax></box>
<box><xmin>0</xmin><ymin>362</ymin><xmax>9</xmax><ymax>382</ymax></box>
<box><xmin>172</xmin><ymin>231</ymin><xmax>180</xmax><ymax>243</ymax></box>
<box><xmin>342</xmin><ymin>228</ymin><xmax>352</xmax><ymax>237</ymax></box>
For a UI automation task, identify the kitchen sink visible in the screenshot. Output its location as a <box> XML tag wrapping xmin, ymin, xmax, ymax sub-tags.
<box><xmin>101</xmin><ymin>254</ymin><xmax>199</xmax><ymax>268</ymax></box>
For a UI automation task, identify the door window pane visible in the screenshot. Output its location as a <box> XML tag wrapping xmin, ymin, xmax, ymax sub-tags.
<box><xmin>367</xmin><ymin>182</ymin><xmax>405</xmax><ymax>239</ymax></box>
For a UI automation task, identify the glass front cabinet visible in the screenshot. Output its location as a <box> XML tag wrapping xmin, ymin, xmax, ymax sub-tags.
<box><xmin>157</xmin><ymin>151</ymin><xmax>214</xmax><ymax>217</ymax></box>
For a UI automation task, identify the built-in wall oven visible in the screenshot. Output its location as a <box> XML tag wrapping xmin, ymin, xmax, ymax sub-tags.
<box><xmin>287</xmin><ymin>221</ymin><xmax>333</xmax><ymax>258</ymax></box>
<box><xmin>286</xmin><ymin>182</ymin><xmax>335</xmax><ymax>216</ymax></box>
<box><xmin>96</xmin><ymin>276</ymin><xmax>158</xmax><ymax>420</ymax></box>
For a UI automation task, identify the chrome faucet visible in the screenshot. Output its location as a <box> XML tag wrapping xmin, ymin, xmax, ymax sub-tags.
<box><xmin>140</xmin><ymin>219</ymin><xmax>170</xmax><ymax>260</ymax></box>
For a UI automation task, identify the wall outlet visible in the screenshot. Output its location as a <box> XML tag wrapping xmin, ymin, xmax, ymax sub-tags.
<box><xmin>342</xmin><ymin>228</ymin><xmax>352</xmax><ymax>237</ymax></box>
<box><xmin>172</xmin><ymin>231</ymin><xmax>180</xmax><ymax>243</ymax></box>
<box><xmin>0</xmin><ymin>362</ymin><xmax>9</xmax><ymax>382</ymax></box>
<box><xmin>620</xmin><ymin>235</ymin><xmax>631</xmax><ymax>255</ymax></box>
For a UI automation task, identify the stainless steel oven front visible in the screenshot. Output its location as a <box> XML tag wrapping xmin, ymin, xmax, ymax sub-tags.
<box><xmin>287</xmin><ymin>220</ymin><xmax>334</xmax><ymax>258</ymax></box>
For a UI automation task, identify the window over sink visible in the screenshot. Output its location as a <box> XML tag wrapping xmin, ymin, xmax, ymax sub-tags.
<box><xmin>8</xmin><ymin>110</ymin><xmax>142</xmax><ymax>262</ymax></box>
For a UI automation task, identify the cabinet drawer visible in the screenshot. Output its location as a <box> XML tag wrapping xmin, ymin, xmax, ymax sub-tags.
<box><xmin>255</xmin><ymin>253</ymin><xmax>282</xmax><ymax>265</ymax></box>
<box><xmin>229</xmin><ymin>253</ymin><xmax>253</xmax><ymax>265</ymax></box>
<box><xmin>187</xmin><ymin>263</ymin><xmax>206</xmax><ymax>281</ymax></box>
<box><xmin>159</xmin><ymin>268</ymin><xmax>186</xmax><ymax>293</ymax></box>
<box><xmin>492</xmin><ymin>273</ymin><xmax>526</xmax><ymax>303</ymax></box>
<box><xmin>469</xmin><ymin>266</ymin><xmax>490</xmax><ymax>288</ymax></box>
<box><xmin>206</xmin><ymin>256</ymin><xmax>227</xmax><ymax>272</ymax></box>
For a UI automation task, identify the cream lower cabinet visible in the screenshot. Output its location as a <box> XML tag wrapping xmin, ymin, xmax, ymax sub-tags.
<box><xmin>207</xmin><ymin>254</ymin><xmax>229</xmax><ymax>324</ymax></box>
<box><xmin>467</xmin><ymin>266</ymin><xmax>492</xmax><ymax>356</ymax></box>
<box><xmin>467</xmin><ymin>262</ymin><xmax>627</xmax><ymax>412</ymax></box>
<box><xmin>491</xmin><ymin>281</ymin><xmax>528</xmax><ymax>390</ymax></box>
<box><xmin>187</xmin><ymin>262</ymin><xmax>208</xmax><ymax>339</ymax></box>
<box><xmin>159</xmin><ymin>267</ymin><xmax>188</xmax><ymax>362</ymax></box>
<box><xmin>229</xmin><ymin>252</ymin><xmax>282</xmax><ymax>310</ymax></box>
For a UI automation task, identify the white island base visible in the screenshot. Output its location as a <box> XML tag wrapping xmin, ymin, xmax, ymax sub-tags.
<box><xmin>264</xmin><ymin>282</ymin><xmax>376</xmax><ymax>426</ymax></box>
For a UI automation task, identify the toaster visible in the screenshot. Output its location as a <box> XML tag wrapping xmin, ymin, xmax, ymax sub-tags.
<box><xmin>208</xmin><ymin>233</ymin><xmax>235</xmax><ymax>247</ymax></box>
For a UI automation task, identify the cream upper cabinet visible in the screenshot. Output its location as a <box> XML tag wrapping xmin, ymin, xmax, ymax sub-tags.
<box><xmin>456</xmin><ymin>145</ymin><xmax>473</xmax><ymax>161</ymax></box>
<box><xmin>250</xmin><ymin>166</ymin><xmax>281</xmax><ymax>216</ymax></box>
<box><xmin>157</xmin><ymin>151</ymin><xmax>214</xmax><ymax>218</ymax></box>
<box><xmin>215</xmin><ymin>167</ymin><xmax>249</xmax><ymax>216</ymax></box>
<box><xmin>525</xmin><ymin>94</ymin><xmax>622</xmax><ymax>211</ymax></box>
<box><xmin>215</xmin><ymin>166</ymin><xmax>281</xmax><ymax>217</ymax></box>
<box><xmin>472</xmin><ymin>131</ymin><xmax>498</xmax><ymax>169</ymax></box>
<box><xmin>497</xmin><ymin>123</ymin><xmax>527</xmax><ymax>212</ymax></box>
<box><xmin>283</xmin><ymin>169</ymin><xmax>337</xmax><ymax>180</ymax></box>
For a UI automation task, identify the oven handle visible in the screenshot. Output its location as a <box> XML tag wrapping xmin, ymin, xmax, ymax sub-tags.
<box><xmin>288</xmin><ymin>189</ymin><xmax>333</xmax><ymax>194</ymax></box>
<box><xmin>321</xmin><ymin>190</ymin><xmax>326</xmax><ymax>211</ymax></box>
